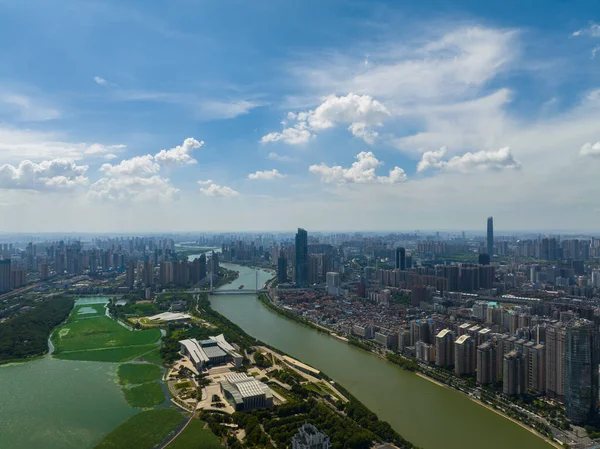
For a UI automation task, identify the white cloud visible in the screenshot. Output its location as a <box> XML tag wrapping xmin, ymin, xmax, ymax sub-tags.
<box><xmin>262</xmin><ymin>93</ymin><xmax>389</xmax><ymax>145</ymax></box>
<box><xmin>417</xmin><ymin>147</ymin><xmax>521</xmax><ymax>173</ymax></box>
<box><xmin>260</xmin><ymin>126</ymin><xmax>312</xmax><ymax>145</ymax></box>
<box><xmin>1</xmin><ymin>93</ymin><xmax>61</xmax><ymax>121</ymax></box>
<box><xmin>99</xmin><ymin>155</ymin><xmax>159</xmax><ymax>177</ymax></box>
<box><xmin>154</xmin><ymin>138</ymin><xmax>204</xmax><ymax>166</ymax></box>
<box><xmin>580</xmin><ymin>142</ymin><xmax>600</xmax><ymax>157</ymax></box>
<box><xmin>572</xmin><ymin>23</ymin><xmax>600</xmax><ymax>38</ymax></box>
<box><xmin>0</xmin><ymin>159</ymin><xmax>89</xmax><ymax>190</ymax></box>
<box><xmin>267</xmin><ymin>152</ymin><xmax>295</xmax><ymax>162</ymax></box>
<box><xmin>198</xmin><ymin>100</ymin><xmax>262</xmax><ymax>119</ymax></box>
<box><xmin>309</xmin><ymin>151</ymin><xmax>407</xmax><ymax>184</ymax></box>
<box><xmin>290</xmin><ymin>27</ymin><xmax>517</xmax><ymax>104</ymax></box>
<box><xmin>197</xmin><ymin>179</ymin><xmax>213</xmax><ymax>185</ymax></box>
<box><xmin>200</xmin><ymin>183</ymin><xmax>239</xmax><ymax>197</ymax></box>
<box><xmin>348</xmin><ymin>122</ymin><xmax>378</xmax><ymax>145</ymax></box>
<box><xmin>84</xmin><ymin>143</ymin><xmax>127</xmax><ymax>156</ymax></box>
<box><xmin>104</xmin><ymin>153</ymin><xmax>118</xmax><ymax>160</ymax></box>
<box><xmin>94</xmin><ymin>76</ymin><xmax>109</xmax><ymax>86</ymax></box>
<box><xmin>248</xmin><ymin>169</ymin><xmax>285</xmax><ymax>180</ymax></box>
<box><xmin>89</xmin><ymin>175</ymin><xmax>178</xmax><ymax>201</ymax></box>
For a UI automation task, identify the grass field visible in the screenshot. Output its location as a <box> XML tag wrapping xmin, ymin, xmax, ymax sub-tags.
<box><xmin>118</xmin><ymin>363</ymin><xmax>163</xmax><ymax>385</ymax></box>
<box><xmin>94</xmin><ymin>408</ymin><xmax>185</xmax><ymax>449</ymax></box>
<box><xmin>123</xmin><ymin>382</ymin><xmax>164</xmax><ymax>408</ymax></box>
<box><xmin>136</xmin><ymin>348</ymin><xmax>163</xmax><ymax>364</ymax></box>
<box><xmin>168</xmin><ymin>420</ymin><xmax>223</xmax><ymax>449</ymax></box>
<box><xmin>53</xmin><ymin>316</ymin><xmax>161</xmax><ymax>353</ymax></box>
<box><xmin>55</xmin><ymin>344</ymin><xmax>159</xmax><ymax>362</ymax></box>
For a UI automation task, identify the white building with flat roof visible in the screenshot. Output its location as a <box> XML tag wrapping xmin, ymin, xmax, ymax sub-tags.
<box><xmin>220</xmin><ymin>373</ymin><xmax>273</xmax><ymax>411</ymax></box>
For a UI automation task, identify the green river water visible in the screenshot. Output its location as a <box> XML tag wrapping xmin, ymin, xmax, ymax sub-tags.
<box><xmin>211</xmin><ymin>263</ymin><xmax>552</xmax><ymax>449</ymax></box>
<box><xmin>0</xmin><ymin>297</ymin><xmax>135</xmax><ymax>449</ymax></box>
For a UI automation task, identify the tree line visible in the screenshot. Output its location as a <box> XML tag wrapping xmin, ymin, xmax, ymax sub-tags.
<box><xmin>0</xmin><ymin>296</ymin><xmax>74</xmax><ymax>363</ymax></box>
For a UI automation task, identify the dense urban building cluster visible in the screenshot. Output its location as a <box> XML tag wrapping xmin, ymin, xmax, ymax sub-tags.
<box><xmin>3</xmin><ymin>220</ymin><xmax>600</xmax><ymax>430</ymax></box>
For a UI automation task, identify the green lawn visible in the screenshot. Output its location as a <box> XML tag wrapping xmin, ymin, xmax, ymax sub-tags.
<box><xmin>55</xmin><ymin>344</ymin><xmax>159</xmax><ymax>362</ymax></box>
<box><xmin>168</xmin><ymin>420</ymin><xmax>223</xmax><ymax>449</ymax></box>
<box><xmin>52</xmin><ymin>316</ymin><xmax>161</xmax><ymax>353</ymax></box>
<box><xmin>137</xmin><ymin>347</ymin><xmax>163</xmax><ymax>364</ymax></box>
<box><xmin>123</xmin><ymin>382</ymin><xmax>164</xmax><ymax>408</ymax></box>
<box><xmin>94</xmin><ymin>408</ymin><xmax>185</xmax><ymax>449</ymax></box>
<box><xmin>118</xmin><ymin>363</ymin><xmax>163</xmax><ymax>385</ymax></box>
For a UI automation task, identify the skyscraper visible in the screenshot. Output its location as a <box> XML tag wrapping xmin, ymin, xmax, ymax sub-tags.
<box><xmin>0</xmin><ymin>259</ymin><xmax>11</xmax><ymax>294</ymax></box>
<box><xmin>546</xmin><ymin>323</ymin><xmax>566</xmax><ymax>402</ymax></box>
<box><xmin>395</xmin><ymin>247</ymin><xmax>406</xmax><ymax>270</ymax></box>
<box><xmin>295</xmin><ymin>228</ymin><xmax>308</xmax><ymax>288</ymax></box>
<box><xmin>277</xmin><ymin>250</ymin><xmax>287</xmax><ymax>284</ymax></box>
<box><xmin>565</xmin><ymin>319</ymin><xmax>599</xmax><ymax>425</ymax></box>
<box><xmin>487</xmin><ymin>216</ymin><xmax>494</xmax><ymax>256</ymax></box>
<box><xmin>125</xmin><ymin>260</ymin><xmax>135</xmax><ymax>289</ymax></box>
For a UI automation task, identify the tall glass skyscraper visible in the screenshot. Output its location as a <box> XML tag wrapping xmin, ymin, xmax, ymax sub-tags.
<box><xmin>295</xmin><ymin>228</ymin><xmax>308</xmax><ymax>287</ymax></box>
<box><xmin>565</xmin><ymin>319</ymin><xmax>600</xmax><ymax>425</ymax></box>
<box><xmin>487</xmin><ymin>216</ymin><xmax>494</xmax><ymax>256</ymax></box>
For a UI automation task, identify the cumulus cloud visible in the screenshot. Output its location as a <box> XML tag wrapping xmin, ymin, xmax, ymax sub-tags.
<box><xmin>262</xmin><ymin>93</ymin><xmax>390</xmax><ymax>145</ymax></box>
<box><xmin>348</xmin><ymin>122</ymin><xmax>379</xmax><ymax>145</ymax></box>
<box><xmin>154</xmin><ymin>138</ymin><xmax>204</xmax><ymax>166</ymax></box>
<box><xmin>248</xmin><ymin>169</ymin><xmax>285</xmax><ymax>180</ymax></box>
<box><xmin>104</xmin><ymin>153</ymin><xmax>118</xmax><ymax>160</ymax></box>
<box><xmin>90</xmin><ymin>137</ymin><xmax>204</xmax><ymax>202</ymax></box>
<box><xmin>309</xmin><ymin>151</ymin><xmax>407</xmax><ymax>184</ymax></box>
<box><xmin>260</xmin><ymin>126</ymin><xmax>312</xmax><ymax>145</ymax></box>
<box><xmin>197</xmin><ymin>179</ymin><xmax>213</xmax><ymax>185</ymax></box>
<box><xmin>580</xmin><ymin>142</ymin><xmax>600</xmax><ymax>157</ymax></box>
<box><xmin>200</xmin><ymin>183</ymin><xmax>239</xmax><ymax>196</ymax></box>
<box><xmin>94</xmin><ymin>76</ymin><xmax>109</xmax><ymax>86</ymax></box>
<box><xmin>417</xmin><ymin>147</ymin><xmax>521</xmax><ymax>173</ymax></box>
<box><xmin>99</xmin><ymin>154</ymin><xmax>159</xmax><ymax>177</ymax></box>
<box><xmin>0</xmin><ymin>159</ymin><xmax>89</xmax><ymax>190</ymax></box>
<box><xmin>89</xmin><ymin>175</ymin><xmax>178</xmax><ymax>201</ymax></box>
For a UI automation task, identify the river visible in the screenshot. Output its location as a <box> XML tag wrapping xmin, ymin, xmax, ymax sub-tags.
<box><xmin>0</xmin><ymin>297</ymin><xmax>135</xmax><ymax>449</ymax></box>
<box><xmin>210</xmin><ymin>263</ymin><xmax>552</xmax><ymax>449</ymax></box>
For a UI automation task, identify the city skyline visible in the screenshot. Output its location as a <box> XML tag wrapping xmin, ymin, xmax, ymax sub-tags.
<box><xmin>1</xmin><ymin>2</ymin><xmax>600</xmax><ymax>232</ymax></box>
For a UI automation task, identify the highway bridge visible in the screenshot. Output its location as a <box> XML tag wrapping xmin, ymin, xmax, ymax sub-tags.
<box><xmin>187</xmin><ymin>288</ymin><xmax>267</xmax><ymax>295</ymax></box>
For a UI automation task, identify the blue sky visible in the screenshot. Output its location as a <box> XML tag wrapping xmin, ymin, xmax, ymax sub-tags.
<box><xmin>0</xmin><ymin>0</ymin><xmax>599</xmax><ymax>233</ymax></box>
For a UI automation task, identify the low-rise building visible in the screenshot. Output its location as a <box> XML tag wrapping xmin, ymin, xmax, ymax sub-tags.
<box><xmin>220</xmin><ymin>373</ymin><xmax>273</xmax><ymax>412</ymax></box>
<box><xmin>179</xmin><ymin>334</ymin><xmax>243</xmax><ymax>371</ymax></box>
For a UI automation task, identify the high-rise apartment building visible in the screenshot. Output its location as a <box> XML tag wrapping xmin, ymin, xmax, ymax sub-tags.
<box><xmin>455</xmin><ymin>335</ymin><xmax>476</xmax><ymax>375</ymax></box>
<box><xmin>487</xmin><ymin>216</ymin><xmax>494</xmax><ymax>256</ymax></box>
<box><xmin>0</xmin><ymin>259</ymin><xmax>11</xmax><ymax>294</ymax></box>
<box><xmin>503</xmin><ymin>349</ymin><xmax>527</xmax><ymax>396</ymax></box>
<box><xmin>565</xmin><ymin>319</ymin><xmax>599</xmax><ymax>425</ymax></box>
<box><xmin>435</xmin><ymin>329</ymin><xmax>455</xmax><ymax>368</ymax></box>
<box><xmin>125</xmin><ymin>260</ymin><xmax>135</xmax><ymax>289</ymax></box>
<box><xmin>477</xmin><ymin>342</ymin><xmax>499</xmax><ymax>385</ymax></box>
<box><xmin>395</xmin><ymin>247</ymin><xmax>406</xmax><ymax>271</ymax></box>
<box><xmin>277</xmin><ymin>251</ymin><xmax>287</xmax><ymax>284</ymax></box>
<box><xmin>160</xmin><ymin>261</ymin><xmax>174</xmax><ymax>285</ymax></box>
<box><xmin>295</xmin><ymin>228</ymin><xmax>308</xmax><ymax>288</ymax></box>
<box><xmin>546</xmin><ymin>323</ymin><xmax>567</xmax><ymax>402</ymax></box>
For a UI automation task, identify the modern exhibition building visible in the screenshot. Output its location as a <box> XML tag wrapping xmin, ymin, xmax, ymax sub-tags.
<box><xmin>220</xmin><ymin>372</ymin><xmax>273</xmax><ymax>411</ymax></box>
<box><xmin>179</xmin><ymin>334</ymin><xmax>243</xmax><ymax>370</ymax></box>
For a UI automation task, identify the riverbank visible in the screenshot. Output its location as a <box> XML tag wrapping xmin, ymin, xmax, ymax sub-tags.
<box><xmin>259</xmin><ymin>288</ymin><xmax>560</xmax><ymax>449</ymax></box>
